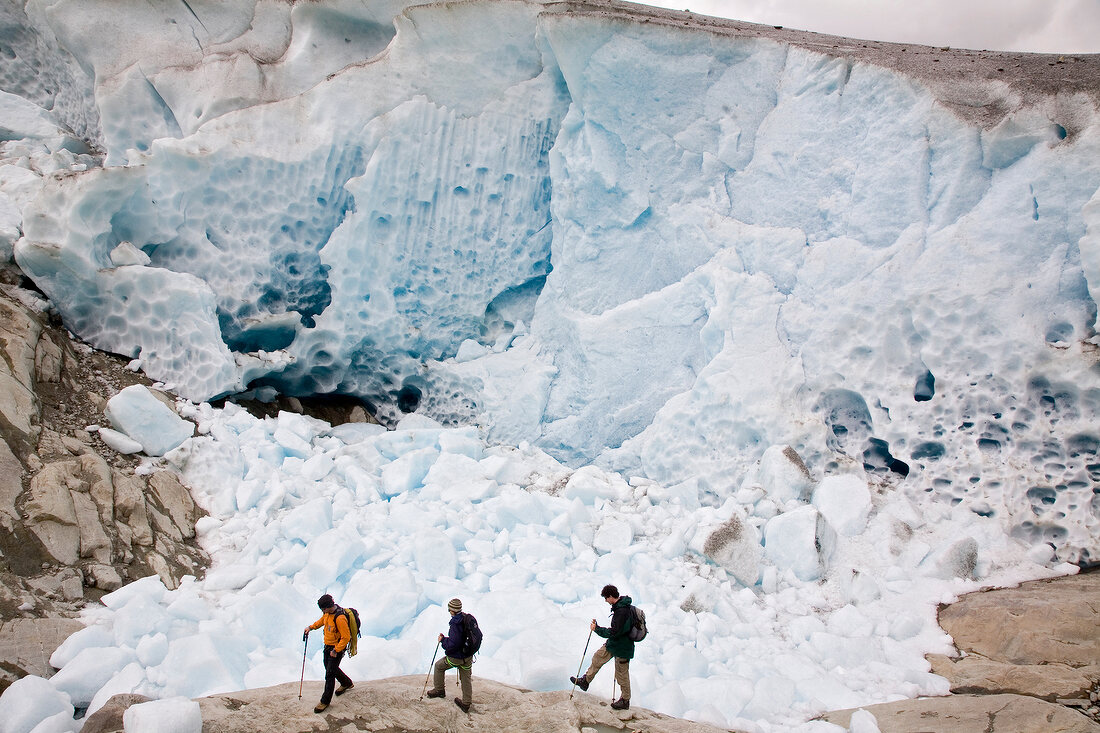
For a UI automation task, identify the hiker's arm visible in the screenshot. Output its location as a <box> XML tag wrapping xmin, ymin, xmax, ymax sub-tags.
<box><xmin>304</xmin><ymin>616</ymin><xmax>324</xmax><ymax>635</ymax></box>
<box><xmin>441</xmin><ymin>617</ymin><xmax>462</xmax><ymax>654</ymax></box>
<box><xmin>606</xmin><ymin>607</ymin><xmax>628</xmax><ymax>638</ymax></box>
<box><xmin>333</xmin><ymin>613</ymin><xmax>350</xmax><ymax>653</ymax></box>
<box><xmin>593</xmin><ymin>617</ymin><xmax>610</xmax><ymax>639</ymax></box>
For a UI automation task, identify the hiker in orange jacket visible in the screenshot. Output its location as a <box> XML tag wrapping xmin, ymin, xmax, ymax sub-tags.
<box><xmin>304</xmin><ymin>594</ymin><xmax>353</xmax><ymax>713</ymax></box>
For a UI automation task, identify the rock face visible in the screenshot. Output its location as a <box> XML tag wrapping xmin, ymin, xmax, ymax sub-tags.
<box><xmin>929</xmin><ymin>572</ymin><xmax>1100</xmax><ymax>701</ymax></box>
<box><xmin>197</xmin><ymin>676</ymin><xmax>736</xmax><ymax>733</ymax></box>
<box><xmin>821</xmin><ymin>571</ymin><xmax>1100</xmax><ymax>732</ymax></box>
<box><xmin>0</xmin><ymin>272</ymin><xmax>210</xmax><ymax>689</ymax></box>
<box><xmin>822</xmin><ymin>693</ymin><xmax>1100</xmax><ymax>733</ymax></box>
<box><xmin>0</xmin><ymin>617</ymin><xmax>83</xmax><ymax>693</ymax></box>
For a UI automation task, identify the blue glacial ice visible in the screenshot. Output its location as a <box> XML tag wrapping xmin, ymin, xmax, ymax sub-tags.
<box><xmin>3</xmin><ymin>0</ymin><xmax>1100</xmax><ymax>565</ymax></box>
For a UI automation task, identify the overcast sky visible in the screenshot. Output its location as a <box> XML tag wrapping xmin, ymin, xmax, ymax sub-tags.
<box><xmin>638</xmin><ymin>0</ymin><xmax>1100</xmax><ymax>53</ymax></box>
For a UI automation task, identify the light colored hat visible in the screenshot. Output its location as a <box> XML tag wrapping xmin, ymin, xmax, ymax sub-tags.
<box><xmin>447</xmin><ymin>598</ymin><xmax>462</xmax><ymax>613</ymax></box>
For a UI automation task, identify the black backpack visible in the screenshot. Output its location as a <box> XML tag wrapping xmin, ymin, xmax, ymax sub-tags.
<box><xmin>461</xmin><ymin>612</ymin><xmax>483</xmax><ymax>657</ymax></box>
<box><xmin>627</xmin><ymin>606</ymin><xmax>647</xmax><ymax>642</ymax></box>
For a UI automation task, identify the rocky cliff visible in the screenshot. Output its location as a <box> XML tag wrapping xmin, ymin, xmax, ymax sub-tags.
<box><xmin>0</xmin><ymin>265</ymin><xmax>207</xmax><ymax>691</ymax></box>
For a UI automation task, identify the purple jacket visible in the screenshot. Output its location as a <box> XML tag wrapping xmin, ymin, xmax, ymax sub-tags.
<box><xmin>441</xmin><ymin>612</ymin><xmax>467</xmax><ymax>657</ymax></box>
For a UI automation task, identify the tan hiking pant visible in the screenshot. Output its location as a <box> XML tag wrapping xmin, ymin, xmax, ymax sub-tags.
<box><xmin>584</xmin><ymin>644</ymin><xmax>630</xmax><ymax>700</ymax></box>
<box><xmin>432</xmin><ymin>655</ymin><xmax>473</xmax><ymax>704</ymax></box>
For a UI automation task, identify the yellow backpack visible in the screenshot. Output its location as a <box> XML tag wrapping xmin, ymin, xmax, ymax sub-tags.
<box><xmin>342</xmin><ymin>607</ymin><xmax>361</xmax><ymax>657</ymax></box>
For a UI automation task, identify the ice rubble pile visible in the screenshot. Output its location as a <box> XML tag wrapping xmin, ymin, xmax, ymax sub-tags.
<box><xmin>0</xmin><ymin>406</ymin><xmax>1069</xmax><ymax>732</ymax></box>
<box><xmin>3</xmin><ymin>0</ymin><xmax>1098</xmax><ymax>564</ymax></box>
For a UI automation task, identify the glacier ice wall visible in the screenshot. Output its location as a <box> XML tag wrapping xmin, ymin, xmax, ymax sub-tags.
<box><xmin>6</xmin><ymin>0</ymin><xmax>1100</xmax><ymax>562</ymax></box>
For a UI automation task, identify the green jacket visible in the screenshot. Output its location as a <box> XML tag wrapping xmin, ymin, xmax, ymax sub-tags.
<box><xmin>594</xmin><ymin>596</ymin><xmax>634</xmax><ymax>660</ymax></box>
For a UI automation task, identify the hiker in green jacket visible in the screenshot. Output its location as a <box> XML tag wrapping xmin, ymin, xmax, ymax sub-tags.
<box><xmin>569</xmin><ymin>584</ymin><xmax>634</xmax><ymax>710</ymax></box>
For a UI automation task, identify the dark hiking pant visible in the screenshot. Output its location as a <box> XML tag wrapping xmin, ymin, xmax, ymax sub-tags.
<box><xmin>321</xmin><ymin>645</ymin><xmax>352</xmax><ymax>704</ymax></box>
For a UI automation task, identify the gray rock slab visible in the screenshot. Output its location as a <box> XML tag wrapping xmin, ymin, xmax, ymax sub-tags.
<box><xmin>928</xmin><ymin>653</ymin><xmax>1099</xmax><ymax>701</ymax></box>
<box><xmin>0</xmin><ymin>617</ymin><xmax>83</xmax><ymax>694</ymax></box>
<box><xmin>197</xmin><ymin>676</ymin><xmax>740</xmax><ymax>733</ymax></box>
<box><xmin>0</xmin><ymin>438</ymin><xmax>22</xmax><ymax>526</ymax></box>
<box><xmin>80</xmin><ymin>692</ymin><xmax>151</xmax><ymax>733</ymax></box>
<box><xmin>820</xmin><ymin>693</ymin><xmax>1100</xmax><ymax>733</ymax></box>
<box><xmin>931</xmin><ymin>571</ymin><xmax>1100</xmax><ymax>700</ymax></box>
<box><xmin>0</xmin><ymin>295</ymin><xmax>41</xmax><ymax>437</ymax></box>
<box><xmin>938</xmin><ymin>572</ymin><xmax>1100</xmax><ymax>667</ymax></box>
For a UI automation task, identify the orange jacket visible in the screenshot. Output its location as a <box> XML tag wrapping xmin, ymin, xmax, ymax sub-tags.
<box><xmin>309</xmin><ymin>609</ymin><xmax>351</xmax><ymax>652</ymax></box>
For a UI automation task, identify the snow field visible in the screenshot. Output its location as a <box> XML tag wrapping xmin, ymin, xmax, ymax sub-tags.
<box><xmin>7</xmin><ymin>402</ymin><xmax>1070</xmax><ymax>733</ymax></box>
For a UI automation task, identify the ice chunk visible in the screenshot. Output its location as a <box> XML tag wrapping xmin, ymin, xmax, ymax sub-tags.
<box><xmin>0</xmin><ymin>90</ymin><xmax>65</xmax><ymax>142</ymax></box>
<box><xmin>826</xmin><ymin>604</ymin><xmax>872</xmax><ymax>638</ymax></box>
<box><xmin>280</xmin><ymin>498</ymin><xmax>333</xmax><ymax>543</ymax></box>
<box><xmin>297</xmin><ymin>526</ymin><xmax>367</xmax><ymax>589</ymax></box>
<box><xmin>701</xmin><ymin>510</ymin><xmax>763</xmax><ymax>586</ymax></box>
<box><xmin>97</xmin><ymin>426</ymin><xmax>144</xmax><ymax>454</ymax></box>
<box><xmin>380</xmin><ymin>447</ymin><xmax>439</xmax><ymax>497</ymax></box>
<box><xmin>122</xmin><ymin>697</ymin><xmax>201</xmax><ymax>733</ymax></box>
<box><xmin>763</xmin><ymin>505</ymin><xmax>835</xmax><ymax>582</ymax></box>
<box><xmin>758</xmin><ymin>445</ymin><xmax>814</xmax><ymax>503</ymax></box>
<box><xmin>413</xmin><ymin>528</ymin><xmax>457</xmax><ymax>580</ymax></box>
<box><xmin>109</xmin><ymin>241</ymin><xmax>151</xmax><ymax>267</ymax></box>
<box><xmin>740</xmin><ymin>675</ymin><xmax>796</xmax><ymax>722</ymax></box>
<box><xmin>135</xmin><ymin>633</ymin><xmax>169</xmax><ymax>666</ymax></box>
<box><xmin>455</xmin><ymin>339</ymin><xmax>489</xmax><ymax>362</ymax></box>
<box><xmin>562</xmin><ymin>466</ymin><xmax>629</xmax><ymax>504</ymax></box>
<box><xmin>396</xmin><ymin>414</ymin><xmax>444</xmax><ymax>430</ymax></box>
<box><xmin>24</xmin><ymin>710</ymin><xmax>77</xmax><ymax>733</ymax></box>
<box><xmin>48</xmin><ymin>646</ymin><xmax>135</xmax><ymax>706</ymax></box>
<box><xmin>0</xmin><ymin>675</ymin><xmax>73</xmax><ymax>733</ymax></box>
<box><xmin>85</xmin><ymin>662</ymin><xmax>146</xmax><ymax>717</ymax></box>
<box><xmin>848</xmin><ymin>708</ymin><xmax>882</xmax><ymax>733</ymax></box>
<box><xmin>592</xmin><ymin>518</ymin><xmax>633</xmax><ymax>552</ymax></box>
<box><xmin>153</xmin><ymin>635</ymin><xmax>251</xmax><ymax>698</ymax></box>
<box><xmin>920</xmin><ymin>536</ymin><xmax>979</xmax><ymax>580</ymax></box>
<box><xmin>49</xmin><ymin>624</ymin><xmax>114</xmax><ymax>668</ymax></box>
<box><xmin>104</xmin><ymin>385</ymin><xmax>194</xmax><ymax>456</ymax></box>
<box><xmin>346</xmin><ymin>567</ymin><xmax>419</xmax><ymax>637</ymax></box>
<box><xmin>239</xmin><ymin>586</ymin><xmax>308</xmax><ymax>648</ymax></box>
<box><xmin>812</xmin><ymin>474</ymin><xmax>872</xmax><ymax>536</ymax></box>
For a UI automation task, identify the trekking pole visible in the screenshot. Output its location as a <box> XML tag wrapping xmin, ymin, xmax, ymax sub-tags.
<box><xmin>298</xmin><ymin>631</ymin><xmax>308</xmax><ymax>700</ymax></box>
<box><xmin>419</xmin><ymin>640</ymin><xmax>441</xmax><ymax>700</ymax></box>
<box><xmin>569</xmin><ymin>627</ymin><xmax>594</xmax><ymax>699</ymax></box>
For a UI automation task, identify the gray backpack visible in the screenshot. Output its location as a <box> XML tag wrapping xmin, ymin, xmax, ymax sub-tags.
<box><xmin>627</xmin><ymin>606</ymin><xmax>647</xmax><ymax>642</ymax></box>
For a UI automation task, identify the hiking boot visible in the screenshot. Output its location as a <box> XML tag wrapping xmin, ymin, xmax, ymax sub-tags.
<box><xmin>454</xmin><ymin>698</ymin><xmax>471</xmax><ymax>713</ymax></box>
<box><xmin>610</xmin><ymin>698</ymin><xmax>630</xmax><ymax>710</ymax></box>
<box><xmin>314</xmin><ymin>703</ymin><xmax>328</xmax><ymax>713</ymax></box>
<box><xmin>335</xmin><ymin>683</ymin><xmax>353</xmax><ymax>696</ymax></box>
<box><xmin>425</xmin><ymin>689</ymin><xmax>446</xmax><ymax>699</ymax></box>
<box><xmin>570</xmin><ymin>675</ymin><xmax>589</xmax><ymax>692</ymax></box>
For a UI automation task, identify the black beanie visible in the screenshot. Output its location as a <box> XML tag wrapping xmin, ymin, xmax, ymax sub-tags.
<box><xmin>317</xmin><ymin>594</ymin><xmax>335</xmax><ymax>610</ymax></box>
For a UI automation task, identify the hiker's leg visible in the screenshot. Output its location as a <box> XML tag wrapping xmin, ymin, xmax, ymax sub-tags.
<box><xmin>321</xmin><ymin>646</ymin><xmax>338</xmax><ymax>704</ymax></box>
<box><xmin>333</xmin><ymin>650</ymin><xmax>352</xmax><ymax>687</ymax></box>
<box><xmin>458</xmin><ymin>657</ymin><xmax>472</xmax><ymax>705</ymax></box>
<box><xmin>583</xmin><ymin>644</ymin><xmax>611</xmax><ymax>681</ymax></box>
<box><xmin>431</xmin><ymin>655</ymin><xmax>449</xmax><ymax>692</ymax></box>
<box><xmin>614</xmin><ymin>657</ymin><xmax>630</xmax><ymax>700</ymax></box>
